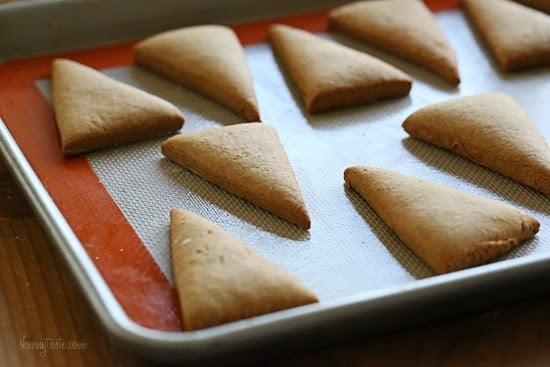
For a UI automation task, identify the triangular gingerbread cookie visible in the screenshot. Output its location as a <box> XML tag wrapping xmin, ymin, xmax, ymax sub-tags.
<box><xmin>464</xmin><ymin>0</ymin><xmax>550</xmax><ymax>71</ymax></box>
<box><xmin>344</xmin><ymin>166</ymin><xmax>540</xmax><ymax>274</ymax></box>
<box><xmin>329</xmin><ymin>0</ymin><xmax>460</xmax><ymax>85</ymax></box>
<box><xmin>170</xmin><ymin>209</ymin><xmax>318</xmax><ymax>330</ymax></box>
<box><xmin>134</xmin><ymin>25</ymin><xmax>260</xmax><ymax>121</ymax></box>
<box><xmin>269</xmin><ymin>24</ymin><xmax>412</xmax><ymax>113</ymax></box>
<box><xmin>403</xmin><ymin>93</ymin><xmax>550</xmax><ymax>195</ymax></box>
<box><xmin>51</xmin><ymin>59</ymin><xmax>184</xmax><ymax>156</ymax></box>
<box><xmin>162</xmin><ymin>123</ymin><xmax>311</xmax><ymax>229</ymax></box>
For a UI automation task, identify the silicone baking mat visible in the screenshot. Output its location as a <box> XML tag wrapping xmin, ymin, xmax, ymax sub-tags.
<box><xmin>1</xmin><ymin>1</ymin><xmax>549</xmax><ymax>333</ymax></box>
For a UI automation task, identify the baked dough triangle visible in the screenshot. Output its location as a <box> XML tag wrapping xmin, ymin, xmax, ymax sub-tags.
<box><xmin>403</xmin><ymin>93</ymin><xmax>550</xmax><ymax>195</ymax></box>
<box><xmin>162</xmin><ymin>123</ymin><xmax>311</xmax><ymax>229</ymax></box>
<box><xmin>464</xmin><ymin>0</ymin><xmax>550</xmax><ymax>71</ymax></box>
<box><xmin>170</xmin><ymin>209</ymin><xmax>318</xmax><ymax>330</ymax></box>
<box><xmin>344</xmin><ymin>166</ymin><xmax>540</xmax><ymax>274</ymax></box>
<box><xmin>51</xmin><ymin>59</ymin><xmax>184</xmax><ymax>156</ymax></box>
<box><xmin>269</xmin><ymin>24</ymin><xmax>412</xmax><ymax>113</ymax></box>
<box><xmin>134</xmin><ymin>25</ymin><xmax>260</xmax><ymax>121</ymax></box>
<box><xmin>329</xmin><ymin>0</ymin><xmax>460</xmax><ymax>85</ymax></box>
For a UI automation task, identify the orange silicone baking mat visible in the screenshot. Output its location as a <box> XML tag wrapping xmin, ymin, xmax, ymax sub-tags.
<box><xmin>1</xmin><ymin>0</ymin><xmax>548</xmax><ymax>333</ymax></box>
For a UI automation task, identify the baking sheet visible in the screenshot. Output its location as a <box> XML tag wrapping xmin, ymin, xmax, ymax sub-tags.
<box><xmin>35</xmin><ymin>8</ymin><xmax>549</xmax><ymax>305</ymax></box>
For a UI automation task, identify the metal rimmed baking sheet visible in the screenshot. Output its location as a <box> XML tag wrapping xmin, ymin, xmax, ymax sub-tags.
<box><xmin>1</xmin><ymin>1</ymin><xmax>549</xmax><ymax>363</ymax></box>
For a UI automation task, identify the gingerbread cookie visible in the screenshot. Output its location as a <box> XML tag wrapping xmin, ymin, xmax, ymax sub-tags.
<box><xmin>329</xmin><ymin>0</ymin><xmax>460</xmax><ymax>85</ymax></box>
<box><xmin>464</xmin><ymin>0</ymin><xmax>550</xmax><ymax>71</ymax></box>
<box><xmin>345</xmin><ymin>166</ymin><xmax>540</xmax><ymax>274</ymax></box>
<box><xmin>51</xmin><ymin>59</ymin><xmax>184</xmax><ymax>156</ymax></box>
<box><xmin>269</xmin><ymin>24</ymin><xmax>412</xmax><ymax>113</ymax></box>
<box><xmin>134</xmin><ymin>25</ymin><xmax>260</xmax><ymax>121</ymax></box>
<box><xmin>403</xmin><ymin>93</ymin><xmax>550</xmax><ymax>195</ymax></box>
<box><xmin>162</xmin><ymin>123</ymin><xmax>311</xmax><ymax>229</ymax></box>
<box><xmin>170</xmin><ymin>209</ymin><xmax>318</xmax><ymax>330</ymax></box>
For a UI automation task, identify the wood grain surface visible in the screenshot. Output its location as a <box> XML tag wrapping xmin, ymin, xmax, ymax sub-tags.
<box><xmin>1</xmin><ymin>156</ymin><xmax>550</xmax><ymax>366</ymax></box>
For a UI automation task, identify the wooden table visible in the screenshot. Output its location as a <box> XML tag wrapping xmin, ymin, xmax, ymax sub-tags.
<box><xmin>1</xmin><ymin>157</ymin><xmax>550</xmax><ymax>367</ymax></box>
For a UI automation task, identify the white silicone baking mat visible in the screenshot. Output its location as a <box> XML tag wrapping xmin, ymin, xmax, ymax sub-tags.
<box><xmin>36</xmin><ymin>8</ymin><xmax>550</xmax><ymax>303</ymax></box>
